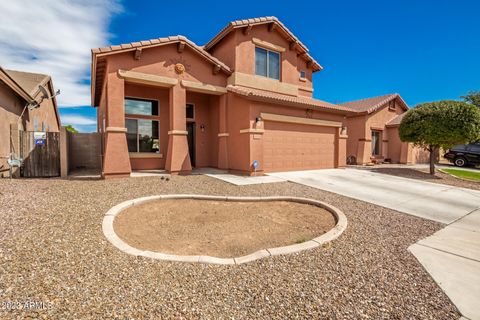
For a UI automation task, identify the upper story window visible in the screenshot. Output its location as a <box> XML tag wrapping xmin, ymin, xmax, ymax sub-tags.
<box><xmin>300</xmin><ymin>70</ymin><xmax>306</xmax><ymax>79</ymax></box>
<box><xmin>255</xmin><ymin>47</ymin><xmax>280</xmax><ymax>80</ymax></box>
<box><xmin>125</xmin><ymin>97</ymin><xmax>158</xmax><ymax>116</ymax></box>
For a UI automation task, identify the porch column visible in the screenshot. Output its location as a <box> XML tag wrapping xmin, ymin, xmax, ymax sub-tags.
<box><xmin>356</xmin><ymin>139</ymin><xmax>371</xmax><ymax>165</ymax></box>
<box><xmin>165</xmin><ymin>84</ymin><xmax>191</xmax><ymax>174</ymax></box>
<box><xmin>335</xmin><ymin>127</ymin><xmax>348</xmax><ymax>168</ymax></box>
<box><xmin>102</xmin><ymin>72</ymin><xmax>131</xmax><ymax>179</ymax></box>
<box><xmin>217</xmin><ymin>94</ymin><xmax>229</xmax><ymax>169</ymax></box>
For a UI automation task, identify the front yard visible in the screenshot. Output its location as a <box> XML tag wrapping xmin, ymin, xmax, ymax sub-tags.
<box><xmin>0</xmin><ymin>175</ymin><xmax>459</xmax><ymax>318</ymax></box>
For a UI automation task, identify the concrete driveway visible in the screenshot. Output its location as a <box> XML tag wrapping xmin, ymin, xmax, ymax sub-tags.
<box><xmin>269</xmin><ymin>168</ymin><xmax>480</xmax><ymax>224</ymax></box>
<box><xmin>269</xmin><ymin>168</ymin><xmax>480</xmax><ymax>320</ymax></box>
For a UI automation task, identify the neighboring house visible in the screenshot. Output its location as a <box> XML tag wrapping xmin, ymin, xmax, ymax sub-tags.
<box><xmin>91</xmin><ymin>16</ymin><xmax>354</xmax><ymax>178</ymax></box>
<box><xmin>0</xmin><ymin>67</ymin><xmax>60</xmax><ymax>177</ymax></box>
<box><xmin>341</xmin><ymin>93</ymin><xmax>429</xmax><ymax>165</ymax></box>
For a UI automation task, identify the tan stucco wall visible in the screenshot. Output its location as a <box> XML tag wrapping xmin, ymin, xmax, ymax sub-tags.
<box><xmin>209</xmin><ymin>25</ymin><xmax>313</xmax><ymax>96</ymax></box>
<box><xmin>0</xmin><ymin>82</ymin><xmax>24</xmax><ymax>175</ymax></box>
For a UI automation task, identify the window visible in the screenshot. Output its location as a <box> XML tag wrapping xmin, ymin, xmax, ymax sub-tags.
<box><xmin>186</xmin><ymin>103</ymin><xmax>194</xmax><ymax>120</ymax></box>
<box><xmin>371</xmin><ymin>131</ymin><xmax>381</xmax><ymax>156</ymax></box>
<box><xmin>41</xmin><ymin>121</ymin><xmax>46</xmax><ymax>132</ymax></box>
<box><xmin>124</xmin><ymin>97</ymin><xmax>160</xmax><ymax>153</ymax></box>
<box><xmin>388</xmin><ymin>101</ymin><xmax>396</xmax><ymax>111</ymax></box>
<box><xmin>33</xmin><ymin>117</ymin><xmax>38</xmax><ymax>131</ymax></box>
<box><xmin>468</xmin><ymin>144</ymin><xmax>480</xmax><ymax>152</ymax></box>
<box><xmin>125</xmin><ymin>97</ymin><xmax>158</xmax><ymax>116</ymax></box>
<box><xmin>255</xmin><ymin>47</ymin><xmax>280</xmax><ymax>80</ymax></box>
<box><xmin>126</xmin><ymin>119</ymin><xmax>159</xmax><ymax>153</ymax></box>
<box><xmin>300</xmin><ymin>70</ymin><xmax>306</xmax><ymax>79</ymax></box>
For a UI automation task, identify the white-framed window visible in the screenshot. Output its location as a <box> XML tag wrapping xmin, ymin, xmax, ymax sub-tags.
<box><xmin>255</xmin><ymin>47</ymin><xmax>280</xmax><ymax>80</ymax></box>
<box><xmin>300</xmin><ymin>70</ymin><xmax>306</xmax><ymax>79</ymax></box>
<box><xmin>124</xmin><ymin>97</ymin><xmax>160</xmax><ymax>153</ymax></box>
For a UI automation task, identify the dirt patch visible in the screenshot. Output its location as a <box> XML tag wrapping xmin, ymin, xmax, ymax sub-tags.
<box><xmin>113</xmin><ymin>199</ymin><xmax>335</xmax><ymax>257</ymax></box>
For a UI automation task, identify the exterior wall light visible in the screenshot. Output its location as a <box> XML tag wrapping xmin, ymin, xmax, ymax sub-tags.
<box><xmin>200</xmin><ymin>124</ymin><xmax>206</xmax><ymax>132</ymax></box>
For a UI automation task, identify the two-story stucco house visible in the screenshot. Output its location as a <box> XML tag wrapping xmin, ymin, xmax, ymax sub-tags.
<box><xmin>91</xmin><ymin>16</ymin><xmax>356</xmax><ymax>178</ymax></box>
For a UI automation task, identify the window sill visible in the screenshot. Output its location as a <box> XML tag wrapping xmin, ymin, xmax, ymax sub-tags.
<box><xmin>299</xmin><ymin>77</ymin><xmax>307</xmax><ymax>82</ymax></box>
<box><xmin>129</xmin><ymin>153</ymin><xmax>163</xmax><ymax>159</ymax></box>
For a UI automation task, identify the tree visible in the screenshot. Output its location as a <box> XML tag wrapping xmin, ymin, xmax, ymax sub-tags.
<box><xmin>399</xmin><ymin>100</ymin><xmax>480</xmax><ymax>175</ymax></box>
<box><xmin>65</xmin><ymin>124</ymin><xmax>78</xmax><ymax>134</ymax></box>
<box><xmin>462</xmin><ymin>91</ymin><xmax>480</xmax><ymax>108</ymax></box>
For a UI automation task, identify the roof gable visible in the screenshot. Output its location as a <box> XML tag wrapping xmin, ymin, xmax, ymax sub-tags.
<box><xmin>204</xmin><ymin>16</ymin><xmax>322</xmax><ymax>72</ymax></box>
<box><xmin>340</xmin><ymin>93</ymin><xmax>409</xmax><ymax>114</ymax></box>
<box><xmin>91</xmin><ymin>35</ymin><xmax>232</xmax><ymax>106</ymax></box>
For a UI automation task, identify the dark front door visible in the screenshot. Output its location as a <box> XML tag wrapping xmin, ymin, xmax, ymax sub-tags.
<box><xmin>186</xmin><ymin>122</ymin><xmax>195</xmax><ymax>167</ymax></box>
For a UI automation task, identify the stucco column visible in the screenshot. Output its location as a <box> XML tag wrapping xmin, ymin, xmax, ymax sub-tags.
<box><xmin>217</xmin><ymin>94</ymin><xmax>229</xmax><ymax>169</ymax></box>
<box><xmin>59</xmin><ymin>126</ymin><xmax>68</xmax><ymax>178</ymax></box>
<box><xmin>356</xmin><ymin>139</ymin><xmax>371</xmax><ymax>165</ymax></box>
<box><xmin>102</xmin><ymin>72</ymin><xmax>131</xmax><ymax>179</ymax></box>
<box><xmin>165</xmin><ymin>84</ymin><xmax>191</xmax><ymax>174</ymax></box>
<box><xmin>335</xmin><ymin>127</ymin><xmax>348</xmax><ymax>168</ymax></box>
<box><xmin>248</xmin><ymin>118</ymin><xmax>264</xmax><ymax>176</ymax></box>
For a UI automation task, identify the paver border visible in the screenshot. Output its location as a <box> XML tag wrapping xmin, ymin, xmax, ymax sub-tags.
<box><xmin>102</xmin><ymin>194</ymin><xmax>348</xmax><ymax>265</ymax></box>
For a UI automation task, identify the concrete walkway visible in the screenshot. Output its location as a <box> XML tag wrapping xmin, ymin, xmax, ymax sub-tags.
<box><xmin>269</xmin><ymin>168</ymin><xmax>480</xmax><ymax>224</ymax></box>
<box><xmin>269</xmin><ymin>168</ymin><xmax>480</xmax><ymax>320</ymax></box>
<box><xmin>409</xmin><ymin>209</ymin><xmax>480</xmax><ymax>320</ymax></box>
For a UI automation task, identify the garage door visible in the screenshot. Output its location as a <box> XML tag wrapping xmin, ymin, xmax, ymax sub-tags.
<box><xmin>263</xmin><ymin>121</ymin><xmax>336</xmax><ymax>172</ymax></box>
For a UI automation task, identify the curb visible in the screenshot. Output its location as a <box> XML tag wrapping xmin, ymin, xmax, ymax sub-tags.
<box><xmin>102</xmin><ymin>194</ymin><xmax>348</xmax><ymax>265</ymax></box>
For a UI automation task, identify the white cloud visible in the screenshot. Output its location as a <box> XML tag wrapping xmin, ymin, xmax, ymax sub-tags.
<box><xmin>0</xmin><ymin>0</ymin><xmax>121</xmax><ymax>107</ymax></box>
<box><xmin>61</xmin><ymin>114</ymin><xmax>96</xmax><ymax>126</ymax></box>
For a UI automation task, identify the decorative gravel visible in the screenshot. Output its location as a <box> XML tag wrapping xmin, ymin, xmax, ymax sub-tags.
<box><xmin>0</xmin><ymin>175</ymin><xmax>459</xmax><ymax>319</ymax></box>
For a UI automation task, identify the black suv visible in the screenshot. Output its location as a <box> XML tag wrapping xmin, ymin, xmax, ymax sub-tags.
<box><xmin>444</xmin><ymin>143</ymin><xmax>480</xmax><ymax>167</ymax></box>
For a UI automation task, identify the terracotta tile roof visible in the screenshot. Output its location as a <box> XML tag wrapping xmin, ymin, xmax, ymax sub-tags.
<box><xmin>91</xmin><ymin>35</ymin><xmax>232</xmax><ymax>106</ymax></box>
<box><xmin>204</xmin><ymin>16</ymin><xmax>323</xmax><ymax>72</ymax></box>
<box><xmin>386</xmin><ymin>112</ymin><xmax>407</xmax><ymax>127</ymax></box>
<box><xmin>3</xmin><ymin>69</ymin><xmax>50</xmax><ymax>97</ymax></box>
<box><xmin>227</xmin><ymin>85</ymin><xmax>354</xmax><ymax>114</ymax></box>
<box><xmin>339</xmin><ymin>93</ymin><xmax>408</xmax><ymax>114</ymax></box>
<box><xmin>92</xmin><ymin>35</ymin><xmax>231</xmax><ymax>73</ymax></box>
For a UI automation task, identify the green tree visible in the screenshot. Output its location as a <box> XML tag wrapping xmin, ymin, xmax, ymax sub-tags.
<box><xmin>65</xmin><ymin>124</ymin><xmax>78</xmax><ymax>134</ymax></box>
<box><xmin>462</xmin><ymin>90</ymin><xmax>480</xmax><ymax>108</ymax></box>
<box><xmin>399</xmin><ymin>100</ymin><xmax>480</xmax><ymax>174</ymax></box>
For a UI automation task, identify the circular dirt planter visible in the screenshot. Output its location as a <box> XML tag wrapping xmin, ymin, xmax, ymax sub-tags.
<box><xmin>102</xmin><ymin>195</ymin><xmax>347</xmax><ymax>265</ymax></box>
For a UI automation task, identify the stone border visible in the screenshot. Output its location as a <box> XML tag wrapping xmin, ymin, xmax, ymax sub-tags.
<box><xmin>102</xmin><ymin>195</ymin><xmax>348</xmax><ymax>265</ymax></box>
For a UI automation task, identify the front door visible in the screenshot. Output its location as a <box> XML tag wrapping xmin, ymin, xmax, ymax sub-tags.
<box><xmin>186</xmin><ymin>122</ymin><xmax>195</xmax><ymax>167</ymax></box>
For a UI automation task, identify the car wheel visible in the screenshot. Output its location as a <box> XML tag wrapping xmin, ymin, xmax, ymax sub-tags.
<box><xmin>454</xmin><ymin>157</ymin><xmax>467</xmax><ymax>167</ymax></box>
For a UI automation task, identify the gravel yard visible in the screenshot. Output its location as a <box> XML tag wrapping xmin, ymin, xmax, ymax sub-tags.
<box><xmin>0</xmin><ymin>175</ymin><xmax>459</xmax><ymax>319</ymax></box>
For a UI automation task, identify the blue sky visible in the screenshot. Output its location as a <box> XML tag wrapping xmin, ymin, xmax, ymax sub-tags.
<box><xmin>1</xmin><ymin>0</ymin><xmax>479</xmax><ymax>132</ymax></box>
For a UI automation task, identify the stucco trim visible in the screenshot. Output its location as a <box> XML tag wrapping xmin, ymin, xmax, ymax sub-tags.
<box><xmin>260</xmin><ymin>112</ymin><xmax>342</xmax><ymax>128</ymax></box>
<box><xmin>298</xmin><ymin>85</ymin><xmax>313</xmax><ymax>93</ymax></box>
<box><xmin>180</xmin><ymin>80</ymin><xmax>227</xmax><ymax>95</ymax></box>
<box><xmin>252</xmin><ymin>37</ymin><xmax>286</xmax><ymax>52</ymax></box>
<box><xmin>118</xmin><ymin>69</ymin><xmax>178</xmax><ymax>88</ymax></box>
<box><xmin>168</xmin><ymin>130</ymin><xmax>188</xmax><ymax>135</ymax></box>
<box><xmin>106</xmin><ymin>127</ymin><xmax>127</xmax><ymax>133</ymax></box>
<box><xmin>218</xmin><ymin>133</ymin><xmax>229</xmax><ymax>137</ymax></box>
<box><xmin>228</xmin><ymin>72</ymin><xmax>298</xmax><ymax>96</ymax></box>
<box><xmin>129</xmin><ymin>153</ymin><xmax>163</xmax><ymax>158</ymax></box>
<box><xmin>239</xmin><ymin>128</ymin><xmax>265</xmax><ymax>134</ymax></box>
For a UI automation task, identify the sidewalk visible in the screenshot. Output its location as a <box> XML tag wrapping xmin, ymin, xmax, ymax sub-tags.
<box><xmin>409</xmin><ymin>208</ymin><xmax>480</xmax><ymax>320</ymax></box>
